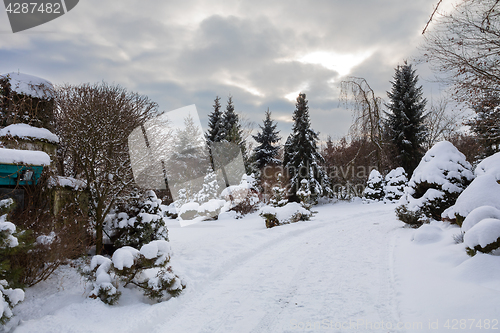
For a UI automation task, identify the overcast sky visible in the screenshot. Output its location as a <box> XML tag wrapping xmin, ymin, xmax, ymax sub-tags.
<box><xmin>0</xmin><ymin>0</ymin><xmax>451</xmax><ymax>143</ymax></box>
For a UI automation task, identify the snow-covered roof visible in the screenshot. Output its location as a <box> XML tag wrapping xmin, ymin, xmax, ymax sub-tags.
<box><xmin>0</xmin><ymin>147</ymin><xmax>50</xmax><ymax>166</ymax></box>
<box><xmin>0</xmin><ymin>123</ymin><xmax>59</xmax><ymax>143</ymax></box>
<box><xmin>0</xmin><ymin>72</ymin><xmax>53</xmax><ymax>99</ymax></box>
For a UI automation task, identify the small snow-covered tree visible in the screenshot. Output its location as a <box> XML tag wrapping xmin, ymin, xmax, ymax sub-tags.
<box><xmin>283</xmin><ymin>93</ymin><xmax>331</xmax><ymax>202</ymax></box>
<box><xmin>397</xmin><ymin>141</ymin><xmax>474</xmax><ymax>226</ymax></box>
<box><xmin>252</xmin><ymin>108</ymin><xmax>281</xmax><ymax>171</ymax></box>
<box><xmin>110</xmin><ymin>191</ymin><xmax>169</xmax><ymax>249</ymax></box>
<box><xmin>297</xmin><ymin>179</ymin><xmax>313</xmax><ymax>210</ymax></box>
<box><xmin>84</xmin><ymin>240</ymin><xmax>185</xmax><ymax>304</ymax></box>
<box><xmin>270</xmin><ymin>173</ymin><xmax>287</xmax><ymax>207</ymax></box>
<box><xmin>363</xmin><ymin>169</ymin><xmax>385</xmax><ymax>201</ymax></box>
<box><xmin>384</xmin><ymin>167</ymin><xmax>407</xmax><ymax>202</ymax></box>
<box><xmin>194</xmin><ymin>169</ymin><xmax>221</xmax><ymax>204</ymax></box>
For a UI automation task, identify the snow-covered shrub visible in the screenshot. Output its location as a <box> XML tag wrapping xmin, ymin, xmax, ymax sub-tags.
<box><xmin>84</xmin><ymin>255</ymin><xmax>120</xmax><ymax>305</ymax></box>
<box><xmin>442</xmin><ymin>152</ymin><xmax>500</xmax><ymax>225</ymax></box>
<box><xmin>84</xmin><ymin>240</ymin><xmax>185</xmax><ymax>304</ymax></box>
<box><xmin>0</xmin><ymin>280</ymin><xmax>24</xmax><ymax>325</ymax></box>
<box><xmin>224</xmin><ymin>174</ymin><xmax>261</xmax><ymax>216</ymax></box>
<box><xmin>461</xmin><ymin>206</ymin><xmax>500</xmax><ymax>233</ymax></box>
<box><xmin>397</xmin><ymin>141</ymin><xmax>474</xmax><ymax>225</ymax></box>
<box><xmin>297</xmin><ymin>179</ymin><xmax>314</xmax><ymax>209</ymax></box>
<box><xmin>384</xmin><ymin>167</ymin><xmax>407</xmax><ymax>202</ymax></box>
<box><xmin>0</xmin><ymin>213</ymin><xmax>24</xmax><ymax>324</ymax></box>
<box><xmin>109</xmin><ymin>191</ymin><xmax>169</xmax><ymax>249</ymax></box>
<box><xmin>260</xmin><ymin>202</ymin><xmax>312</xmax><ymax>228</ymax></box>
<box><xmin>363</xmin><ymin>169</ymin><xmax>385</xmax><ymax>201</ymax></box>
<box><xmin>464</xmin><ymin>218</ymin><xmax>500</xmax><ymax>256</ymax></box>
<box><xmin>269</xmin><ymin>173</ymin><xmax>287</xmax><ymax>207</ymax></box>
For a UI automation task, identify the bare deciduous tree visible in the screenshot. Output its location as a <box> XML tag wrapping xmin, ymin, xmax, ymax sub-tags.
<box><xmin>421</xmin><ymin>0</ymin><xmax>500</xmax><ymax>105</ymax></box>
<box><xmin>423</xmin><ymin>98</ymin><xmax>464</xmax><ymax>150</ymax></box>
<box><xmin>55</xmin><ymin>82</ymin><xmax>158</xmax><ymax>254</ymax></box>
<box><xmin>340</xmin><ymin>77</ymin><xmax>384</xmax><ymax>170</ymax></box>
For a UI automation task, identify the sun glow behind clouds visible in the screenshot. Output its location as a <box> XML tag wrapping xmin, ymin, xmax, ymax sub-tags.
<box><xmin>298</xmin><ymin>50</ymin><xmax>373</xmax><ymax>77</ymax></box>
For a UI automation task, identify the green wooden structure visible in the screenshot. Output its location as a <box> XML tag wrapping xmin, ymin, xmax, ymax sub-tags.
<box><xmin>0</xmin><ymin>163</ymin><xmax>44</xmax><ymax>186</ymax></box>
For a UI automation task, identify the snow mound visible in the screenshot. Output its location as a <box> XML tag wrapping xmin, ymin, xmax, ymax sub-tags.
<box><xmin>464</xmin><ymin>218</ymin><xmax>500</xmax><ymax>251</ymax></box>
<box><xmin>0</xmin><ymin>147</ymin><xmax>50</xmax><ymax>166</ymax></box>
<box><xmin>411</xmin><ymin>224</ymin><xmax>443</xmax><ymax>244</ymax></box>
<box><xmin>0</xmin><ymin>72</ymin><xmax>53</xmax><ymax>99</ymax></box>
<box><xmin>0</xmin><ymin>123</ymin><xmax>59</xmax><ymax>143</ymax></box>
<box><xmin>462</xmin><ymin>206</ymin><xmax>500</xmax><ymax>233</ymax></box>
<box><xmin>453</xmin><ymin>253</ymin><xmax>500</xmax><ymax>290</ymax></box>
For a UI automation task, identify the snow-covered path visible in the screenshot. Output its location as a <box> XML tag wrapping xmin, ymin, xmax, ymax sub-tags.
<box><xmin>142</xmin><ymin>202</ymin><xmax>402</xmax><ymax>333</ymax></box>
<box><xmin>12</xmin><ymin>201</ymin><xmax>500</xmax><ymax>333</ymax></box>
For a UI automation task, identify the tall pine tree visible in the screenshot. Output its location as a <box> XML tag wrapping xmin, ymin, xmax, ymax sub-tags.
<box><xmin>283</xmin><ymin>93</ymin><xmax>330</xmax><ymax>202</ymax></box>
<box><xmin>252</xmin><ymin>108</ymin><xmax>281</xmax><ymax>170</ymax></box>
<box><xmin>468</xmin><ymin>95</ymin><xmax>500</xmax><ymax>157</ymax></box>
<box><xmin>205</xmin><ymin>96</ymin><xmax>225</xmax><ymax>145</ymax></box>
<box><xmin>385</xmin><ymin>62</ymin><xmax>427</xmax><ymax>176</ymax></box>
<box><xmin>222</xmin><ymin>95</ymin><xmax>248</xmax><ymax>171</ymax></box>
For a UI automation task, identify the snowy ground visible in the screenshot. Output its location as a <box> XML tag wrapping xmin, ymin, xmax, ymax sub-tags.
<box><xmin>10</xmin><ymin>201</ymin><xmax>500</xmax><ymax>332</ymax></box>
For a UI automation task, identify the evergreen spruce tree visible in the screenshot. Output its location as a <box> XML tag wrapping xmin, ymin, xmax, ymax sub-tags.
<box><xmin>205</xmin><ymin>96</ymin><xmax>225</xmax><ymax>169</ymax></box>
<box><xmin>205</xmin><ymin>96</ymin><xmax>225</xmax><ymax>145</ymax></box>
<box><xmin>385</xmin><ymin>62</ymin><xmax>428</xmax><ymax>176</ymax></box>
<box><xmin>283</xmin><ymin>93</ymin><xmax>331</xmax><ymax>202</ymax></box>
<box><xmin>222</xmin><ymin>96</ymin><xmax>249</xmax><ymax>172</ymax></box>
<box><xmin>252</xmin><ymin>108</ymin><xmax>281</xmax><ymax>170</ymax></box>
<box><xmin>468</xmin><ymin>95</ymin><xmax>500</xmax><ymax>157</ymax></box>
<box><xmin>363</xmin><ymin>169</ymin><xmax>385</xmax><ymax>201</ymax></box>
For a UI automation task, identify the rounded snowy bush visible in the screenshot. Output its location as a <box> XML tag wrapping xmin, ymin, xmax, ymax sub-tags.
<box><xmin>397</xmin><ymin>141</ymin><xmax>473</xmax><ymax>225</ymax></box>
<box><xmin>442</xmin><ymin>152</ymin><xmax>500</xmax><ymax>225</ymax></box>
<box><xmin>84</xmin><ymin>240</ymin><xmax>185</xmax><ymax>304</ymax></box>
<box><xmin>384</xmin><ymin>167</ymin><xmax>407</xmax><ymax>202</ymax></box>
<box><xmin>461</xmin><ymin>206</ymin><xmax>500</xmax><ymax>233</ymax></box>
<box><xmin>260</xmin><ymin>202</ymin><xmax>312</xmax><ymax>228</ymax></box>
<box><xmin>464</xmin><ymin>218</ymin><xmax>500</xmax><ymax>256</ymax></box>
<box><xmin>363</xmin><ymin>169</ymin><xmax>385</xmax><ymax>201</ymax></box>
